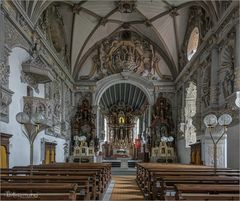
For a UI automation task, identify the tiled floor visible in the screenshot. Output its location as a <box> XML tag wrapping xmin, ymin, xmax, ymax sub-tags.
<box><xmin>109</xmin><ymin>176</ymin><xmax>144</xmax><ymax>200</ymax></box>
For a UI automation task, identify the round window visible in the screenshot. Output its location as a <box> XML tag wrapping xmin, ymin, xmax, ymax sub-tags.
<box><xmin>187</xmin><ymin>27</ymin><xmax>199</xmax><ymax>61</ymax></box>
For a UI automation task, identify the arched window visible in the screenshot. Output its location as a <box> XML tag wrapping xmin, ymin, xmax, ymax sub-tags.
<box><xmin>184</xmin><ymin>82</ymin><xmax>197</xmax><ymax>147</ymax></box>
<box><xmin>187</xmin><ymin>27</ymin><xmax>199</xmax><ymax>61</ymax></box>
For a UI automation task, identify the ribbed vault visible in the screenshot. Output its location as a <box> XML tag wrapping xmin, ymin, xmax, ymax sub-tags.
<box><xmin>17</xmin><ymin>0</ymin><xmax>221</xmax><ymax>81</ymax></box>
<box><xmin>99</xmin><ymin>83</ymin><xmax>147</xmax><ymax>113</ymax></box>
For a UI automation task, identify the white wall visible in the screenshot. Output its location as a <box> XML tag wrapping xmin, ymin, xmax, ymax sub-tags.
<box><xmin>177</xmin><ymin>138</ymin><xmax>191</xmax><ymax>164</ymax></box>
<box><xmin>0</xmin><ymin>47</ymin><xmax>66</xmax><ymax>167</ymax></box>
<box><xmin>177</xmin><ymin>125</ymin><xmax>239</xmax><ymax>169</ymax></box>
<box><xmin>227</xmin><ymin>124</ymin><xmax>240</xmax><ymax>169</ymax></box>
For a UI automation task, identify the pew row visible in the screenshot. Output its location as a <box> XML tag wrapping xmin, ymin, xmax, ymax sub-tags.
<box><xmin>0</xmin><ymin>183</ymin><xmax>82</xmax><ymax>200</ymax></box>
<box><xmin>1</xmin><ymin>163</ymin><xmax>112</xmax><ymax>200</ymax></box>
<box><xmin>174</xmin><ymin>184</ymin><xmax>240</xmax><ymax>200</ymax></box>
<box><xmin>136</xmin><ymin>163</ymin><xmax>240</xmax><ymax>200</ymax></box>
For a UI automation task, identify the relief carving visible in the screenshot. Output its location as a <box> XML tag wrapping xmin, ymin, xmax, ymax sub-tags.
<box><xmin>79</xmin><ymin>31</ymin><xmax>172</xmax><ymax>81</ymax></box>
<box><xmin>23</xmin><ymin>96</ymin><xmax>54</xmax><ymax>127</ymax></box>
<box><xmin>5</xmin><ymin>20</ymin><xmax>29</xmax><ymax>50</ymax></box>
<box><xmin>21</xmin><ymin>55</ymin><xmax>53</xmax><ymax>93</ymax></box>
<box><xmin>201</xmin><ymin>63</ymin><xmax>211</xmax><ymax>107</ymax></box>
<box><xmin>38</xmin><ymin>4</ymin><xmax>70</xmax><ymax>67</ymax></box>
<box><xmin>220</xmin><ymin>36</ymin><xmax>235</xmax><ymax>99</ymax></box>
<box><xmin>45</xmin><ymin>80</ymin><xmax>64</xmax><ymax>137</ymax></box>
<box><xmin>0</xmin><ymin>86</ymin><xmax>14</xmax><ymax>122</ymax></box>
<box><xmin>20</xmin><ymin>71</ymin><xmax>39</xmax><ymax>93</ymax></box>
<box><xmin>0</xmin><ymin>62</ymin><xmax>10</xmax><ymax>87</ymax></box>
<box><xmin>184</xmin><ymin>82</ymin><xmax>197</xmax><ymax>147</ymax></box>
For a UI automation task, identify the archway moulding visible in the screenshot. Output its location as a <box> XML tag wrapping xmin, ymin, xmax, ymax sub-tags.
<box><xmin>93</xmin><ymin>73</ymin><xmax>155</xmax><ymax>107</ymax></box>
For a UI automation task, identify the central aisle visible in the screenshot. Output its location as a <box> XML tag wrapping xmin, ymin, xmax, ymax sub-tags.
<box><xmin>110</xmin><ymin>176</ymin><xmax>144</xmax><ymax>200</ymax></box>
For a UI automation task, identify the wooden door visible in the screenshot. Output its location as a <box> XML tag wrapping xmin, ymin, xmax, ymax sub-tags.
<box><xmin>44</xmin><ymin>143</ymin><xmax>56</xmax><ymax>164</ymax></box>
<box><xmin>0</xmin><ymin>145</ymin><xmax>7</xmax><ymax>168</ymax></box>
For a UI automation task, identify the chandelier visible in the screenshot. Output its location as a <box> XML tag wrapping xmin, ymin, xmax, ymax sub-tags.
<box><xmin>203</xmin><ymin>113</ymin><xmax>232</xmax><ymax>173</ymax></box>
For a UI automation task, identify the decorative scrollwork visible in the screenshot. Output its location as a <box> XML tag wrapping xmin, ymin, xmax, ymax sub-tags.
<box><xmin>220</xmin><ymin>36</ymin><xmax>235</xmax><ymax>99</ymax></box>
<box><xmin>79</xmin><ymin>31</ymin><xmax>172</xmax><ymax>81</ymax></box>
<box><xmin>0</xmin><ymin>63</ymin><xmax>10</xmax><ymax>86</ymax></box>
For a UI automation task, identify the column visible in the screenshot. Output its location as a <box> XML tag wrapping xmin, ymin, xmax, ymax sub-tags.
<box><xmin>139</xmin><ymin>116</ymin><xmax>143</xmax><ymax>138</ymax></box>
<box><xmin>94</xmin><ymin>105</ymin><xmax>100</xmax><ymax>138</ymax></box>
<box><xmin>234</xmin><ymin>22</ymin><xmax>240</xmax><ymax>91</ymax></box>
<box><xmin>147</xmin><ymin>104</ymin><xmax>152</xmax><ymax>135</ymax></box>
<box><xmin>100</xmin><ymin>112</ymin><xmax>104</xmax><ymax>141</ymax></box>
<box><xmin>195</xmin><ymin>67</ymin><xmax>202</xmax><ymax>134</ymax></box>
<box><xmin>210</xmin><ymin>45</ymin><xmax>219</xmax><ymax>106</ymax></box>
<box><xmin>181</xmin><ymin>82</ymin><xmax>185</xmax><ymax>122</ymax></box>
<box><xmin>148</xmin><ymin>105</ymin><xmax>151</xmax><ymax>128</ymax></box>
<box><xmin>142</xmin><ymin>112</ymin><xmax>146</xmax><ymax>132</ymax></box>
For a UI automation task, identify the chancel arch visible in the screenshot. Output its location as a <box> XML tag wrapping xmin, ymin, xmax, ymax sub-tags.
<box><xmin>98</xmin><ymin>82</ymin><xmax>149</xmax><ymax>159</ymax></box>
<box><xmin>93</xmin><ymin>73</ymin><xmax>155</xmax><ymax>107</ymax></box>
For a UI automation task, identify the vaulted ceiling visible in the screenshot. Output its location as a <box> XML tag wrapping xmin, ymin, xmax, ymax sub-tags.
<box><xmin>18</xmin><ymin>0</ymin><xmax>220</xmax><ymax>80</ymax></box>
<box><xmin>99</xmin><ymin>83</ymin><xmax>147</xmax><ymax>113</ymax></box>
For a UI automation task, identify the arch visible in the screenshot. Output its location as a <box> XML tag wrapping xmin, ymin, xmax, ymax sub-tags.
<box><xmin>93</xmin><ymin>73</ymin><xmax>154</xmax><ymax>107</ymax></box>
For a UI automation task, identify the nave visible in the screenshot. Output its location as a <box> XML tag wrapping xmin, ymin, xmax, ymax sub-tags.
<box><xmin>0</xmin><ymin>0</ymin><xmax>239</xmax><ymax>200</ymax></box>
<box><xmin>1</xmin><ymin>162</ymin><xmax>239</xmax><ymax>201</ymax></box>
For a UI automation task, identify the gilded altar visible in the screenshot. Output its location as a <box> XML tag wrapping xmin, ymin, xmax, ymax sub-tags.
<box><xmin>70</xmin><ymin>99</ymin><xmax>99</xmax><ymax>159</ymax></box>
<box><xmin>150</xmin><ymin>95</ymin><xmax>176</xmax><ymax>162</ymax></box>
<box><xmin>103</xmin><ymin>102</ymin><xmax>138</xmax><ymax>159</ymax></box>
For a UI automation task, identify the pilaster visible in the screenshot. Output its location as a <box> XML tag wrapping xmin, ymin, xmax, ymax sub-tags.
<box><xmin>94</xmin><ymin>105</ymin><xmax>100</xmax><ymax>138</ymax></box>
<box><xmin>234</xmin><ymin>22</ymin><xmax>240</xmax><ymax>91</ymax></box>
<box><xmin>195</xmin><ymin>67</ymin><xmax>202</xmax><ymax>135</ymax></box>
<box><xmin>147</xmin><ymin>104</ymin><xmax>152</xmax><ymax>130</ymax></box>
<box><xmin>210</xmin><ymin>45</ymin><xmax>219</xmax><ymax>106</ymax></box>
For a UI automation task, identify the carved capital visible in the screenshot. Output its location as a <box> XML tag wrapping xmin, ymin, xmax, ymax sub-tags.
<box><xmin>0</xmin><ymin>86</ymin><xmax>14</xmax><ymax>122</ymax></box>
<box><xmin>0</xmin><ymin>62</ymin><xmax>10</xmax><ymax>87</ymax></box>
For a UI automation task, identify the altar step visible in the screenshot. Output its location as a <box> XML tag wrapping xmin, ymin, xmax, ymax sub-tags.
<box><xmin>105</xmin><ymin>161</ymin><xmax>136</xmax><ymax>168</ymax></box>
<box><xmin>103</xmin><ymin>160</ymin><xmax>141</xmax><ymax>168</ymax></box>
<box><xmin>112</xmin><ymin>167</ymin><xmax>137</xmax><ymax>176</ymax></box>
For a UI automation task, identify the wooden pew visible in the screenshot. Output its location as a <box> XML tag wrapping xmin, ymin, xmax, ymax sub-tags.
<box><xmin>136</xmin><ymin>163</ymin><xmax>240</xmax><ymax>200</ymax></box>
<box><xmin>174</xmin><ymin>184</ymin><xmax>240</xmax><ymax>200</ymax></box>
<box><xmin>1</xmin><ymin>176</ymin><xmax>90</xmax><ymax>200</ymax></box>
<box><xmin>153</xmin><ymin>175</ymin><xmax>239</xmax><ymax>200</ymax></box>
<box><xmin>1</xmin><ymin>169</ymin><xmax>98</xmax><ymax>200</ymax></box>
<box><xmin>137</xmin><ymin>163</ymin><xmax>239</xmax><ymax>189</ymax></box>
<box><xmin>0</xmin><ymin>183</ymin><xmax>79</xmax><ymax>200</ymax></box>
<box><xmin>10</xmin><ymin>163</ymin><xmax>112</xmax><ymax>200</ymax></box>
<box><xmin>13</xmin><ymin>163</ymin><xmax>112</xmax><ymax>187</ymax></box>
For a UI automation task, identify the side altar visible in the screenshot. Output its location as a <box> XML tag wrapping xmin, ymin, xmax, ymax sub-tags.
<box><xmin>149</xmin><ymin>95</ymin><xmax>176</xmax><ymax>163</ymax></box>
<box><xmin>68</xmin><ymin>98</ymin><xmax>99</xmax><ymax>163</ymax></box>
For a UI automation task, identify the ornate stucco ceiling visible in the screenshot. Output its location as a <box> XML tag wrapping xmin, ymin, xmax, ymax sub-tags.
<box><xmin>19</xmin><ymin>0</ymin><xmax>219</xmax><ymax>80</ymax></box>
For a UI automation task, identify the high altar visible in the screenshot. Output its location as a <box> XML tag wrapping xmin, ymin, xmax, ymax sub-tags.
<box><xmin>102</xmin><ymin>102</ymin><xmax>137</xmax><ymax>160</ymax></box>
